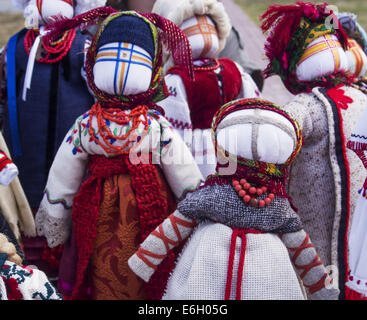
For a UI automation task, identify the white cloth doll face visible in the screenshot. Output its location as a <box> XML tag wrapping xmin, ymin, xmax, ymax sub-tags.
<box><xmin>25</xmin><ymin>0</ymin><xmax>74</xmax><ymax>26</ymax></box>
<box><xmin>296</xmin><ymin>34</ymin><xmax>348</xmax><ymax>81</ymax></box>
<box><xmin>93</xmin><ymin>42</ymin><xmax>153</xmax><ymax>96</ymax></box>
<box><xmin>216</xmin><ymin>109</ymin><xmax>296</xmax><ymax>165</ymax></box>
<box><xmin>345</xmin><ymin>39</ymin><xmax>367</xmax><ymax>77</ymax></box>
<box><xmin>181</xmin><ymin>15</ymin><xmax>220</xmax><ymax>60</ymax></box>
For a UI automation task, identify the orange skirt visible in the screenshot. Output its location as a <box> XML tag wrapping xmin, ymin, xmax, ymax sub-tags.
<box><xmin>89</xmin><ymin>169</ymin><xmax>176</xmax><ymax>300</ymax></box>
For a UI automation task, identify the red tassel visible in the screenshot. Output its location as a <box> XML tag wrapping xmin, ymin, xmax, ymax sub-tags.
<box><xmin>345</xmin><ymin>286</ymin><xmax>367</xmax><ymax>300</ymax></box>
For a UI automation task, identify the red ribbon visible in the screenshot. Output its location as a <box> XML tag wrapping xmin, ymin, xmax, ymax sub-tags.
<box><xmin>224</xmin><ymin>228</ymin><xmax>264</xmax><ymax>300</ymax></box>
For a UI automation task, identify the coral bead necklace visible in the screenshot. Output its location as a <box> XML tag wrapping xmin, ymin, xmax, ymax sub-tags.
<box><xmin>232</xmin><ymin>179</ymin><xmax>275</xmax><ymax>208</ymax></box>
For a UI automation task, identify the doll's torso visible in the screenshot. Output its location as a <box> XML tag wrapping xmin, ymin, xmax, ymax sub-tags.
<box><xmin>167</xmin><ymin>57</ymin><xmax>242</xmax><ymax>130</ymax></box>
<box><xmin>284</xmin><ymin>86</ymin><xmax>367</xmax><ymax>268</ymax></box>
<box><xmin>3</xmin><ymin>29</ymin><xmax>94</xmax><ymax>208</ymax></box>
<box><xmin>178</xmin><ymin>184</ymin><xmax>302</xmax><ymax>233</ymax></box>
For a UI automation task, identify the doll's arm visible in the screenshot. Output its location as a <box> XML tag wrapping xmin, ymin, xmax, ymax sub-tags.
<box><xmin>159</xmin><ymin>122</ymin><xmax>203</xmax><ymax>199</ymax></box>
<box><xmin>282</xmin><ymin>95</ymin><xmax>314</xmax><ymax>140</ymax></box>
<box><xmin>35</xmin><ymin>116</ymin><xmax>89</xmax><ymax>248</ymax></box>
<box><xmin>128</xmin><ymin>209</ymin><xmax>196</xmax><ymax>282</ymax></box>
<box><xmin>280</xmin><ymin>229</ymin><xmax>339</xmax><ymax>300</ymax></box>
<box><xmin>235</xmin><ymin>62</ymin><xmax>262</xmax><ymax>99</ymax></box>
<box><xmin>157</xmin><ymin>74</ymin><xmax>193</xmax><ymax>146</ymax></box>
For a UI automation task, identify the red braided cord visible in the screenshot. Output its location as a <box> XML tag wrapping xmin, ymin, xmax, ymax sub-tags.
<box><xmin>236</xmin><ymin>230</ymin><xmax>247</xmax><ymax>300</ymax></box>
<box><xmin>225</xmin><ymin>229</ymin><xmax>265</xmax><ymax>300</ymax></box>
<box><xmin>149</xmin><ymin>214</ymin><xmax>196</xmax><ymax>253</ymax></box>
<box><xmin>151</xmin><ymin>224</ymin><xmax>179</xmax><ymax>253</ymax></box>
<box><xmin>224</xmin><ymin>229</ymin><xmax>238</xmax><ymax>300</ymax></box>
<box><xmin>134</xmin><ymin>214</ymin><xmax>196</xmax><ymax>272</ymax></box>
<box><xmin>286</xmin><ymin>233</ymin><xmax>326</xmax><ymax>294</ymax></box>
<box><xmin>135</xmin><ymin>248</ymin><xmax>166</xmax><ymax>270</ymax></box>
<box><xmin>304</xmin><ymin>273</ymin><xmax>328</xmax><ymax>295</ymax></box>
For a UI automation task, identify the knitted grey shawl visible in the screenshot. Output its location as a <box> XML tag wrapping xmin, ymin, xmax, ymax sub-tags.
<box><xmin>178</xmin><ymin>184</ymin><xmax>303</xmax><ymax>234</ymax></box>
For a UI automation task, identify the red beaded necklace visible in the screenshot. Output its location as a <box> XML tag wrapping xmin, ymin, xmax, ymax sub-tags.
<box><xmin>194</xmin><ymin>58</ymin><xmax>220</xmax><ymax>72</ymax></box>
<box><xmin>232</xmin><ymin>178</ymin><xmax>275</xmax><ymax>208</ymax></box>
<box><xmin>24</xmin><ymin>28</ymin><xmax>76</xmax><ymax>64</ymax></box>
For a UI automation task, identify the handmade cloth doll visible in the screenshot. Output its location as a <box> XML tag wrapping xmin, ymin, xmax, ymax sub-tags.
<box><xmin>0</xmin><ymin>0</ymin><xmax>106</xmax><ymax>279</ymax></box>
<box><xmin>345</xmin><ymin>107</ymin><xmax>367</xmax><ymax>300</ymax></box>
<box><xmin>0</xmin><ymin>139</ymin><xmax>28</xmax><ymax>261</ymax></box>
<box><xmin>0</xmin><ymin>233</ymin><xmax>62</xmax><ymax>300</ymax></box>
<box><xmin>218</xmin><ymin>26</ymin><xmax>264</xmax><ymax>92</ymax></box>
<box><xmin>152</xmin><ymin>0</ymin><xmax>261</xmax><ymax>178</ymax></box>
<box><xmin>0</xmin><ymin>132</ymin><xmax>35</xmax><ymax>251</ymax></box>
<box><xmin>260</xmin><ymin>2</ymin><xmax>367</xmax><ymax>299</ymax></box>
<box><xmin>34</xmin><ymin>8</ymin><xmax>203</xmax><ymax>300</ymax></box>
<box><xmin>0</xmin><ymin>213</ymin><xmax>24</xmax><ymax>262</ymax></box>
<box><xmin>128</xmin><ymin>98</ymin><xmax>339</xmax><ymax>300</ymax></box>
<box><xmin>106</xmin><ymin>0</ymin><xmax>264</xmax><ymax>91</ymax></box>
<box><xmin>338</xmin><ymin>12</ymin><xmax>367</xmax><ymax>78</ymax></box>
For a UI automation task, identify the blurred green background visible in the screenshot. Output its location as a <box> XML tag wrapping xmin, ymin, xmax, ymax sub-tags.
<box><xmin>1</xmin><ymin>0</ymin><xmax>367</xmax><ymax>47</ymax></box>
<box><xmin>234</xmin><ymin>0</ymin><xmax>367</xmax><ymax>29</ymax></box>
<box><xmin>0</xmin><ymin>12</ymin><xmax>24</xmax><ymax>47</ymax></box>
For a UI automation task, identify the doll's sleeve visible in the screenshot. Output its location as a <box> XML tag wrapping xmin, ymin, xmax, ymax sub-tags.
<box><xmin>0</xmin><ymin>150</ymin><xmax>18</xmax><ymax>186</ymax></box>
<box><xmin>157</xmin><ymin>74</ymin><xmax>192</xmax><ymax>146</ymax></box>
<box><xmin>235</xmin><ymin>62</ymin><xmax>262</xmax><ymax>99</ymax></box>
<box><xmin>280</xmin><ymin>229</ymin><xmax>340</xmax><ymax>300</ymax></box>
<box><xmin>158</xmin><ymin>119</ymin><xmax>203</xmax><ymax>199</ymax></box>
<box><xmin>282</xmin><ymin>94</ymin><xmax>314</xmax><ymax>140</ymax></box>
<box><xmin>35</xmin><ymin>115</ymin><xmax>89</xmax><ymax>248</ymax></box>
<box><xmin>128</xmin><ymin>209</ymin><xmax>196</xmax><ymax>282</ymax></box>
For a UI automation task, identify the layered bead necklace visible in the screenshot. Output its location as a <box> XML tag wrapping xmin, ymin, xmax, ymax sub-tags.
<box><xmin>24</xmin><ymin>28</ymin><xmax>76</xmax><ymax>64</ymax></box>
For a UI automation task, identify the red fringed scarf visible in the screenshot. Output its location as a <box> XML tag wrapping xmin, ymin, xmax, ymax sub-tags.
<box><xmin>204</xmin><ymin>159</ymin><xmax>290</xmax><ymax>199</ymax></box>
<box><xmin>71</xmin><ymin>154</ymin><xmax>172</xmax><ymax>299</ymax></box>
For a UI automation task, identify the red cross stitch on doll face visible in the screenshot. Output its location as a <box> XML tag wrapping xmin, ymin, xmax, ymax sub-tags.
<box><xmin>181</xmin><ymin>15</ymin><xmax>219</xmax><ymax>59</ymax></box>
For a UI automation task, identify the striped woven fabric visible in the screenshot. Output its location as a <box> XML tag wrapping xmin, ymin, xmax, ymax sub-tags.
<box><xmin>182</xmin><ymin>15</ymin><xmax>218</xmax><ymax>58</ymax></box>
<box><xmin>347</xmin><ymin>39</ymin><xmax>366</xmax><ymax>77</ymax></box>
<box><xmin>298</xmin><ymin>34</ymin><xmax>342</xmax><ymax>70</ymax></box>
<box><xmin>95</xmin><ymin>42</ymin><xmax>153</xmax><ymax>96</ymax></box>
